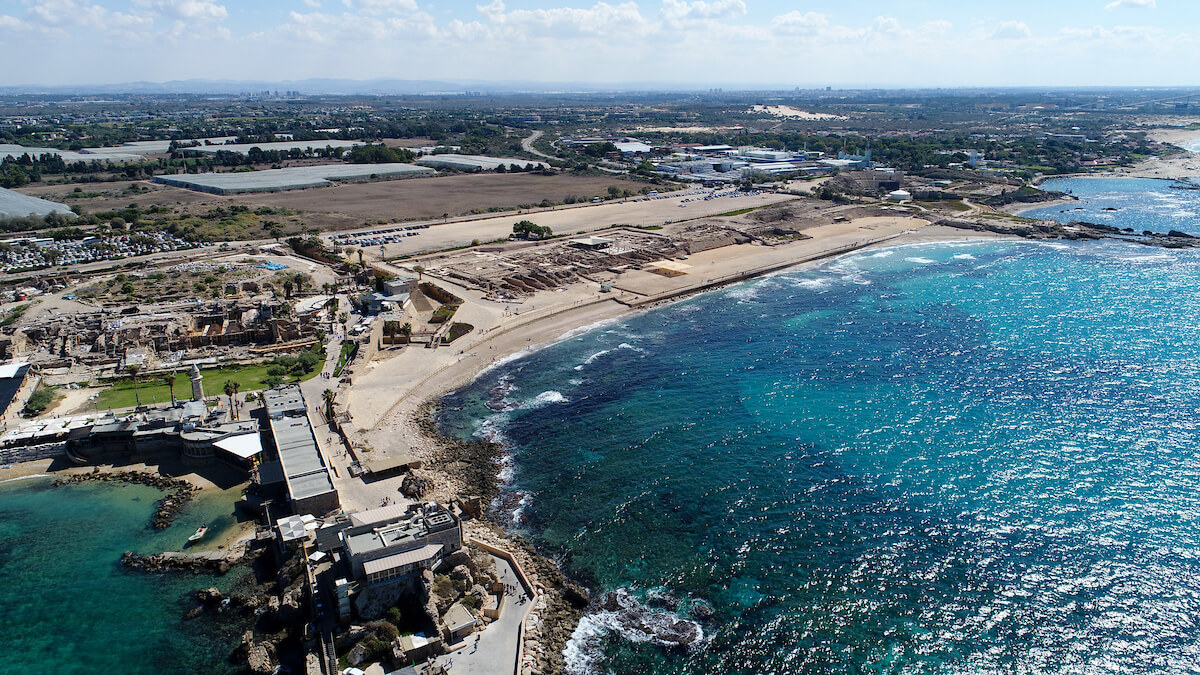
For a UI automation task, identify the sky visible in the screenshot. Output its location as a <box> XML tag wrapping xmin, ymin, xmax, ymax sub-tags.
<box><xmin>0</xmin><ymin>0</ymin><xmax>1196</xmax><ymax>89</ymax></box>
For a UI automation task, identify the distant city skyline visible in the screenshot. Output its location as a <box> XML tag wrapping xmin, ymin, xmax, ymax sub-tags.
<box><xmin>0</xmin><ymin>0</ymin><xmax>1196</xmax><ymax>90</ymax></box>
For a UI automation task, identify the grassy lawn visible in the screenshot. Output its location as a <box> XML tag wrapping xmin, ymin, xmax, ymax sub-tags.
<box><xmin>96</xmin><ymin>361</ymin><xmax>322</xmax><ymax>410</ymax></box>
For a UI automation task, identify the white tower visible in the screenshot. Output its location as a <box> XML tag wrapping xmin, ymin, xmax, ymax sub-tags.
<box><xmin>190</xmin><ymin>364</ymin><xmax>204</xmax><ymax>402</ymax></box>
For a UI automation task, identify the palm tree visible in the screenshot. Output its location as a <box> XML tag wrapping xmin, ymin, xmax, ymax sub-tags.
<box><xmin>322</xmin><ymin>388</ymin><xmax>336</xmax><ymax>420</ymax></box>
<box><xmin>223</xmin><ymin>380</ymin><xmax>238</xmax><ymax>420</ymax></box>
<box><xmin>400</xmin><ymin>322</ymin><xmax>412</xmax><ymax>343</ymax></box>
<box><xmin>127</xmin><ymin>364</ymin><xmax>141</xmax><ymax>407</ymax></box>
<box><xmin>413</xmin><ymin>265</ymin><xmax>425</xmax><ymax>281</ymax></box>
<box><xmin>163</xmin><ymin>372</ymin><xmax>177</xmax><ymax>406</ymax></box>
<box><xmin>357</xmin><ymin>249</ymin><xmax>364</xmax><ymax>266</ymax></box>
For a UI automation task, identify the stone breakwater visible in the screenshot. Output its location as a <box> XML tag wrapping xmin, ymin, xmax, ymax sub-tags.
<box><xmin>937</xmin><ymin>216</ymin><xmax>1200</xmax><ymax>248</ymax></box>
<box><xmin>122</xmin><ymin>550</ymin><xmax>233</xmax><ymax>575</ymax></box>
<box><xmin>54</xmin><ymin>470</ymin><xmax>197</xmax><ymax>530</ymax></box>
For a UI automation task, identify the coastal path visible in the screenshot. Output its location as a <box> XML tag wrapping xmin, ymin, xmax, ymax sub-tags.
<box><xmin>386</xmin><ymin>555</ymin><xmax>532</xmax><ymax>675</ymax></box>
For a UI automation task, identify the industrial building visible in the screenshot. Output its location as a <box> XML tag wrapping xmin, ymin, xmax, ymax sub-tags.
<box><xmin>154</xmin><ymin>163</ymin><xmax>434</xmax><ymax>195</ymax></box>
<box><xmin>0</xmin><ymin>187</ymin><xmax>75</xmax><ymax>218</ymax></box>
<box><xmin>308</xmin><ymin>502</ymin><xmax>464</xmax><ymax>587</ymax></box>
<box><xmin>177</xmin><ymin>139</ymin><xmax>365</xmax><ymax>156</ymax></box>
<box><xmin>414</xmin><ymin>154</ymin><xmax>547</xmax><ymax>172</ymax></box>
<box><xmin>262</xmin><ymin>385</ymin><xmax>340</xmax><ymax>515</ymax></box>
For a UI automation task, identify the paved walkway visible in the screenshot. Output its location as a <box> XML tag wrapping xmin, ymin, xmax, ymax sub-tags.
<box><xmin>387</xmin><ymin>555</ymin><xmax>531</xmax><ymax>675</ymax></box>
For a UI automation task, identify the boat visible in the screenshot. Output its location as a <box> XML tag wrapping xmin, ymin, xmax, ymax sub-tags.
<box><xmin>187</xmin><ymin>525</ymin><xmax>208</xmax><ymax>544</ymax></box>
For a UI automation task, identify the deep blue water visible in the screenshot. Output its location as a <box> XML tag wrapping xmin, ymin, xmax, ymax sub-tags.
<box><xmin>1024</xmin><ymin>176</ymin><xmax>1200</xmax><ymax>235</ymax></box>
<box><xmin>439</xmin><ymin>233</ymin><xmax>1200</xmax><ymax>673</ymax></box>
<box><xmin>0</xmin><ymin>477</ymin><xmax>251</xmax><ymax>674</ymax></box>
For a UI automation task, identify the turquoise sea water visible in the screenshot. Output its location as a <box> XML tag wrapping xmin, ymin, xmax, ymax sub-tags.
<box><xmin>0</xmin><ymin>476</ymin><xmax>251</xmax><ymax>674</ymax></box>
<box><xmin>439</xmin><ymin>188</ymin><xmax>1200</xmax><ymax>673</ymax></box>
<box><xmin>1024</xmin><ymin>176</ymin><xmax>1200</xmax><ymax>235</ymax></box>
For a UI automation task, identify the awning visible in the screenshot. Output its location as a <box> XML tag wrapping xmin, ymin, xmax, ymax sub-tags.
<box><xmin>363</xmin><ymin>544</ymin><xmax>443</xmax><ymax>576</ymax></box>
<box><xmin>276</xmin><ymin>515</ymin><xmax>310</xmax><ymax>542</ymax></box>
<box><xmin>213</xmin><ymin>432</ymin><xmax>263</xmax><ymax>459</ymax></box>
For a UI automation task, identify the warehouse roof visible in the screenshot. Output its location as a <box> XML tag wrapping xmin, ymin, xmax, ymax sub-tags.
<box><xmin>416</xmin><ymin>154</ymin><xmax>547</xmax><ymax>172</ymax></box>
<box><xmin>0</xmin><ymin>187</ymin><xmax>75</xmax><ymax>218</ymax></box>
<box><xmin>154</xmin><ymin>163</ymin><xmax>434</xmax><ymax>194</ymax></box>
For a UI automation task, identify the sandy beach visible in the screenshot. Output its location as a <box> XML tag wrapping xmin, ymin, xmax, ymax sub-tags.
<box><xmin>351</xmin><ymin>220</ymin><xmax>1017</xmax><ymax>475</ymax></box>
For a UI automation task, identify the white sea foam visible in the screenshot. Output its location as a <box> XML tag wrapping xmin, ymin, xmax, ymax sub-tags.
<box><xmin>564</xmin><ymin>588</ymin><xmax>707</xmax><ymax>674</ymax></box>
<box><xmin>574</xmin><ymin>349</ymin><xmax>612</xmax><ymax>370</ymax></box>
<box><xmin>905</xmin><ymin>257</ymin><xmax>936</xmax><ymax>264</ymax></box>
<box><xmin>0</xmin><ymin>473</ymin><xmax>49</xmax><ymax>485</ymax></box>
<box><xmin>522</xmin><ymin>390</ymin><xmax>568</xmax><ymax>409</ymax></box>
<box><xmin>470</xmin><ymin>317</ymin><xmax>626</xmax><ymax>382</ymax></box>
<box><xmin>953</xmin><ymin>253</ymin><xmax>977</xmax><ymax>260</ymax></box>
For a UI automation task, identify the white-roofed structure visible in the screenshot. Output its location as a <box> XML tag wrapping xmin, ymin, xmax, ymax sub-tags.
<box><xmin>213</xmin><ymin>432</ymin><xmax>264</xmax><ymax>460</ymax></box>
<box><xmin>276</xmin><ymin>514</ymin><xmax>312</xmax><ymax>543</ymax></box>
<box><xmin>0</xmin><ymin>187</ymin><xmax>74</xmax><ymax>218</ymax></box>
<box><xmin>613</xmin><ymin>141</ymin><xmax>653</xmax><ymax>155</ymax></box>
<box><xmin>415</xmin><ymin>154</ymin><xmax>546</xmax><ymax>172</ymax></box>
<box><xmin>154</xmin><ymin>163</ymin><xmax>434</xmax><ymax>194</ymax></box>
<box><xmin>262</xmin><ymin>385</ymin><xmax>340</xmax><ymax>515</ymax></box>
<box><xmin>0</xmin><ymin>138</ymin><xmax>238</xmax><ymax>163</ymax></box>
<box><xmin>178</xmin><ymin>139</ymin><xmax>366</xmax><ymax>156</ymax></box>
<box><xmin>339</xmin><ymin>502</ymin><xmax>463</xmax><ymax>587</ymax></box>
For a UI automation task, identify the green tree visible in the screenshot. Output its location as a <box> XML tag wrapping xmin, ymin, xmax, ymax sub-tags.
<box><xmin>322</xmin><ymin>388</ymin><xmax>336</xmax><ymax>419</ymax></box>
<box><xmin>223</xmin><ymin>380</ymin><xmax>240</xmax><ymax>420</ymax></box>
<box><xmin>163</xmin><ymin>372</ymin><xmax>177</xmax><ymax>406</ymax></box>
<box><xmin>127</xmin><ymin>364</ymin><xmax>141</xmax><ymax>407</ymax></box>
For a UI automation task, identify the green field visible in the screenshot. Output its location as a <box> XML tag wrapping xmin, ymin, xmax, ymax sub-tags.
<box><xmin>95</xmin><ymin>361</ymin><xmax>323</xmax><ymax>410</ymax></box>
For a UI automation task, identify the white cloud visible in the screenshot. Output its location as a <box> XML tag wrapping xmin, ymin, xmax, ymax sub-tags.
<box><xmin>770</xmin><ymin>10</ymin><xmax>831</xmax><ymax>36</ymax></box>
<box><xmin>0</xmin><ymin>14</ymin><xmax>30</xmax><ymax>31</ymax></box>
<box><xmin>136</xmin><ymin>0</ymin><xmax>228</xmax><ymax>21</ymax></box>
<box><xmin>922</xmin><ymin>19</ymin><xmax>952</xmax><ymax>35</ymax></box>
<box><xmin>280</xmin><ymin>6</ymin><xmax>436</xmax><ymax>44</ymax></box>
<box><xmin>24</xmin><ymin>0</ymin><xmax>111</xmax><ymax>28</ymax></box>
<box><xmin>474</xmin><ymin>0</ymin><xmax>650</xmax><ymax>40</ymax></box>
<box><xmin>660</xmin><ymin>0</ymin><xmax>746</xmax><ymax>24</ymax></box>
<box><xmin>989</xmin><ymin>20</ymin><xmax>1031</xmax><ymax>39</ymax></box>
<box><xmin>301</xmin><ymin>0</ymin><xmax>321</xmax><ymax>7</ymax></box>
<box><xmin>343</xmin><ymin>0</ymin><xmax>419</xmax><ymax>15</ymax></box>
<box><xmin>1106</xmin><ymin>0</ymin><xmax>1155</xmax><ymax>9</ymax></box>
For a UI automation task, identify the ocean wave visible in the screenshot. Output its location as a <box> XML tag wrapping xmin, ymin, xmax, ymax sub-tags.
<box><xmin>905</xmin><ymin>257</ymin><xmax>937</xmax><ymax>264</ymax></box>
<box><xmin>953</xmin><ymin>253</ymin><xmax>977</xmax><ymax>260</ymax></box>
<box><xmin>0</xmin><ymin>473</ymin><xmax>50</xmax><ymax>485</ymax></box>
<box><xmin>471</xmin><ymin>316</ymin><xmax>627</xmax><ymax>382</ymax></box>
<box><xmin>564</xmin><ymin>588</ymin><xmax>707</xmax><ymax>674</ymax></box>
<box><xmin>522</xmin><ymin>390</ymin><xmax>569</xmax><ymax>409</ymax></box>
<box><xmin>574</xmin><ymin>349</ymin><xmax>612</xmax><ymax>370</ymax></box>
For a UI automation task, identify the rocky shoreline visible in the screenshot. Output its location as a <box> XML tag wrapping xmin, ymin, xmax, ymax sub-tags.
<box><xmin>936</xmin><ymin>216</ymin><xmax>1200</xmax><ymax>248</ymax></box>
<box><xmin>54</xmin><ymin>469</ymin><xmax>198</xmax><ymax>530</ymax></box>
<box><xmin>415</xmin><ymin>400</ymin><xmax>587</xmax><ymax>674</ymax></box>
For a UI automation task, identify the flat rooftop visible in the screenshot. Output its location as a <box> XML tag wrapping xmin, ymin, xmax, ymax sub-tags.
<box><xmin>0</xmin><ymin>187</ymin><xmax>74</xmax><ymax>218</ymax></box>
<box><xmin>263</xmin><ymin>385</ymin><xmax>336</xmax><ymax>502</ymax></box>
<box><xmin>154</xmin><ymin>163</ymin><xmax>434</xmax><ymax>194</ymax></box>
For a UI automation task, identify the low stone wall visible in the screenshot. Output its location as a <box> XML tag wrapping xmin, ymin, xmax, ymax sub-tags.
<box><xmin>0</xmin><ymin>441</ymin><xmax>67</xmax><ymax>464</ymax></box>
<box><xmin>469</xmin><ymin>537</ymin><xmax>539</xmax><ymax>675</ymax></box>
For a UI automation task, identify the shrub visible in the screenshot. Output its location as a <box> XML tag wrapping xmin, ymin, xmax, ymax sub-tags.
<box><xmin>23</xmin><ymin>387</ymin><xmax>54</xmax><ymax>416</ymax></box>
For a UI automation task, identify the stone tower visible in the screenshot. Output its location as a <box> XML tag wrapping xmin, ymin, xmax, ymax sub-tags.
<box><xmin>190</xmin><ymin>364</ymin><xmax>204</xmax><ymax>402</ymax></box>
